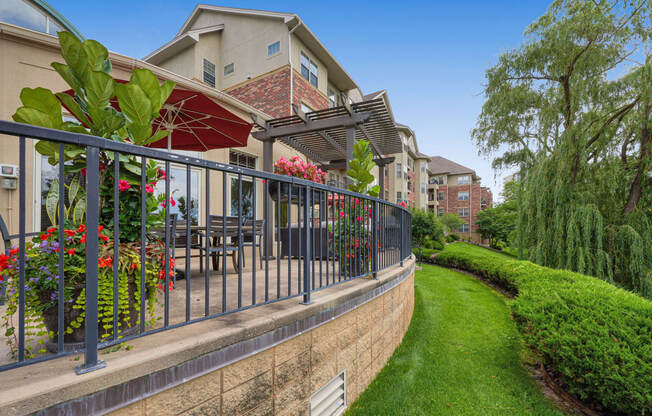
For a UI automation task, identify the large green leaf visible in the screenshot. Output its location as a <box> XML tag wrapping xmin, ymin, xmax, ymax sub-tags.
<box><xmin>58</xmin><ymin>32</ymin><xmax>89</xmax><ymax>83</ymax></box>
<box><xmin>128</xmin><ymin>123</ymin><xmax>152</xmax><ymax>143</ymax></box>
<box><xmin>12</xmin><ymin>107</ymin><xmax>57</xmax><ymax>129</ymax></box>
<box><xmin>159</xmin><ymin>80</ymin><xmax>176</xmax><ymax>108</ymax></box>
<box><xmin>46</xmin><ymin>179</ymin><xmax>60</xmax><ymax>227</ymax></box>
<box><xmin>67</xmin><ymin>175</ymin><xmax>80</xmax><ymax>204</ymax></box>
<box><xmin>18</xmin><ymin>87</ymin><xmax>62</xmax><ymax>128</ymax></box>
<box><xmin>85</xmin><ymin>71</ymin><xmax>114</xmax><ymax>109</ymax></box>
<box><xmin>142</xmin><ymin>129</ymin><xmax>169</xmax><ymax>146</ymax></box>
<box><xmin>51</xmin><ymin>63</ymin><xmax>83</xmax><ymax>96</ymax></box>
<box><xmin>130</xmin><ymin>69</ymin><xmax>161</xmax><ymax>116</ymax></box>
<box><xmin>34</xmin><ymin>140</ymin><xmax>59</xmax><ymax>158</ymax></box>
<box><xmin>115</xmin><ymin>83</ymin><xmax>152</xmax><ymax>125</ymax></box>
<box><xmin>56</xmin><ymin>92</ymin><xmax>91</xmax><ymax>126</ymax></box>
<box><xmin>82</xmin><ymin>40</ymin><xmax>108</xmax><ymax>72</ymax></box>
<box><xmin>72</xmin><ymin>195</ymin><xmax>86</xmax><ymax>225</ymax></box>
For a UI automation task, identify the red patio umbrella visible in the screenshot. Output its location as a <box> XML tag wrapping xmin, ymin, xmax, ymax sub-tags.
<box><xmin>61</xmin><ymin>81</ymin><xmax>253</xmax><ymax>152</ymax></box>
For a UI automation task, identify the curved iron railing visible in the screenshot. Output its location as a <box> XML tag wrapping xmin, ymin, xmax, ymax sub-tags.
<box><xmin>0</xmin><ymin>120</ymin><xmax>412</xmax><ymax>374</ymax></box>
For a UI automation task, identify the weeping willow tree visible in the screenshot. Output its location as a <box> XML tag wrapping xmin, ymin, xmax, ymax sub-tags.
<box><xmin>473</xmin><ymin>0</ymin><xmax>652</xmax><ymax>297</ymax></box>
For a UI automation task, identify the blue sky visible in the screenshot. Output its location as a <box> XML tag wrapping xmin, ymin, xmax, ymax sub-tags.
<box><xmin>50</xmin><ymin>0</ymin><xmax>552</xmax><ymax>199</ymax></box>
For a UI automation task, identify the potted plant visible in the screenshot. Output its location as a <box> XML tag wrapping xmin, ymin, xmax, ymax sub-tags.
<box><xmin>2</xmin><ymin>33</ymin><xmax>177</xmax><ymax>357</ymax></box>
<box><xmin>329</xmin><ymin>141</ymin><xmax>380</xmax><ymax>277</ymax></box>
<box><xmin>268</xmin><ymin>156</ymin><xmax>328</xmax><ymax>202</ymax></box>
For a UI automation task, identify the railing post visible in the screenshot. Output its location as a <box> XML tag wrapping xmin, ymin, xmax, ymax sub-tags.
<box><xmin>400</xmin><ymin>209</ymin><xmax>404</xmax><ymax>267</ymax></box>
<box><xmin>372</xmin><ymin>200</ymin><xmax>378</xmax><ymax>279</ymax></box>
<box><xmin>301</xmin><ymin>185</ymin><xmax>312</xmax><ymax>304</ymax></box>
<box><xmin>76</xmin><ymin>146</ymin><xmax>106</xmax><ymax>375</ymax></box>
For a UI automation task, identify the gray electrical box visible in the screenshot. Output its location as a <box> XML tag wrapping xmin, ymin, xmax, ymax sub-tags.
<box><xmin>1</xmin><ymin>177</ymin><xmax>17</xmax><ymax>190</ymax></box>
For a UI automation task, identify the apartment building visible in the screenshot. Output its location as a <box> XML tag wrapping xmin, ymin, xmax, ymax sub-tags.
<box><xmin>145</xmin><ymin>5</ymin><xmax>364</xmax><ymax>119</ymax></box>
<box><xmin>380</xmin><ymin>122</ymin><xmax>430</xmax><ymax>208</ymax></box>
<box><xmin>428</xmin><ymin>156</ymin><xmax>492</xmax><ymax>240</ymax></box>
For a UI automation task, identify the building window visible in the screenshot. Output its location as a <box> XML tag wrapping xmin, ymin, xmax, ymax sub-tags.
<box><xmin>437</xmin><ymin>191</ymin><xmax>445</xmax><ymax>201</ymax></box>
<box><xmin>229</xmin><ymin>150</ymin><xmax>256</xmax><ymax>169</ymax></box>
<box><xmin>421</xmin><ymin>183</ymin><xmax>426</xmax><ymax>194</ymax></box>
<box><xmin>458</xmin><ymin>175</ymin><xmax>470</xmax><ymax>185</ymax></box>
<box><xmin>396</xmin><ymin>163</ymin><xmax>402</xmax><ymax>179</ymax></box>
<box><xmin>438</xmin><ymin>208</ymin><xmax>444</xmax><ymax>216</ymax></box>
<box><xmin>458</xmin><ymin>191</ymin><xmax>469</xmax><ymax>201</ymax></box>
<box><xmin>300</xmin><ymin>52</ymin><xmax>318</xmax><ymax>88</ymax></box>
<box><xmin>429</xmin><ymin>177</ymin><xmax>437</xmax><ymax>184</ymax></box>
<box><xmin>1</xmin><ymin>0</ymin><xmax>64</xmax><ymax>35</ymax></box>
<box><xmin>267</xmin><ymin>41</ymin><xmax>280</xmax><ymax>56</ymax></box>
<box><xmin>397</xmin><ymin>192</ymin><xmax>402</xmax><ymax>202</ymax></box>
<box><xmin>203</xmin><ymin>59</ymin><xmax>216</xmax><ymax>87</ymax></box>
<box><xmin>407</xmin><ymin>158</ymin><xmax>413</xmax><ymax>169</ymax></box>
<box><xmin>458</xmin><ymin>207</ymin><xmax>469</xmax><ymax>217</ymax></box>
<box><xmin>328</xmin><ymin>88</ymin><xmax>337</xmax><ymax>108</ymax></box>
<box><xmin>437</xmin><ymin>175</ymin><xmax>445</xmax><ymax>185</ymax></box>
<box><xmin>458</xmin><ymin>223</ymin><xmax>470</xmax><ymax>233</ymax></box>
<box><xmin>223</xmin><ymin>62</ymin><xmax>234</xmax><ymax>76</ymax></box>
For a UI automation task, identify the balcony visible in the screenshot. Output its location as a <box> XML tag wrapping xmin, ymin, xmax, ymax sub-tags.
<box><xmin>0</xmin><ymin>120</ymin><xmax>412</xmax><ymax>383</ymax></box>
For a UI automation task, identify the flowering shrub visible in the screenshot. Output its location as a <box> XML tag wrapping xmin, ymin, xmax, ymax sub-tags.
<box><xmin>329</xmin><ymin>197</ymin><xmax>376</xmax><ymax>275</ymax></box>
<box><xmin>0</xmin><ymin>225</ymin><xmax>172</xmax><ymax>358</ymax></box>
<box><xmin>274</xmin><ymin>156</ymin><xmax>327</xmax><ymax>183</ymax></box>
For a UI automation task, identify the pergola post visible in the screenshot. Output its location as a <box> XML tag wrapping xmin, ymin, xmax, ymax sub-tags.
<box><xmin>263</xmin><ymin>138</ymin><xmax>275</xmax><ymax>259</ymax></box>
<box><xmin>378</xmin><ymin>164</ymin><xmax>385</xmax><ymax>200</ymax></box>
<box><xmin>345</xmin><ymin>126</ymin><xmax>355</xmax><ymax>186</ymax></box>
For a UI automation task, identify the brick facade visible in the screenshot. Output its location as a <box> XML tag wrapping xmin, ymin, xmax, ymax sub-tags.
<box><xmin>438</xmin><ymin>183</ymin><xmax>493</xmax><ymax>238</ymax></box>
<box><xmin>224</xmin><ymin>66</ymin><xmax>330</xmax><ymax>119</ymax></box>
<box><xmin>291</xmin><ymin>69</ymin><xmax>329</xmax><ymax>112</ymax></box>
<box><xmin>407</xmin><ymin>170</ymin><xmax>416</xmax><ymax>207</ymax></box>
<box><xmin>225</xmin><ymin>67</ymin><xmax>291</xmax><ymax>118</ymax></box>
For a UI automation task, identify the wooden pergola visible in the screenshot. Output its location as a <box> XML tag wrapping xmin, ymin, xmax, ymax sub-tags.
<box><xmin>251</xmin><ymin>97</ymin><xmax>401</xmax><ymax>195</ymax></box>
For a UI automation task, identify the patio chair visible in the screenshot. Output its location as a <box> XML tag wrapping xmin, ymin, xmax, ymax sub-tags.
<box><xmin>241</xmin><ymin>219</ymin><xmax>264</xmax><ymax>269</ymax></box>
<box><xmin>198</xmin><ymin>215</ymin><xmax>241</xmax><ymax>273</ymax></box>
<box><xmin>0</xmin><ymin>215</ymin><xmax>41</xmax><ymax>305</ymax></box>
<box><xmin>168</xmin><ymin>214</ymin><xmax>206</xmax><ymax>278</ymax></box>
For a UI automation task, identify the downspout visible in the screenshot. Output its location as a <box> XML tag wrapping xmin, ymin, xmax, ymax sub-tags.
<box><xmin>288</xmin><ymin>19</ymin><xmax>302</xmax><ymax>116</ymax></box>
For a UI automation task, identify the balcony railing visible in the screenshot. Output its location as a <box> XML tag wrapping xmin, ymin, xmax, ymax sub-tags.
<box><xmin>0</xmin><ymin>120</ymin><xmax>412</xmax><ymax>374</ymax></box>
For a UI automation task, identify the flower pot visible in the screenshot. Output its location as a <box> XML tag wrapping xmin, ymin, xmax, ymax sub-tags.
<box><xmin>267</xmin><ymin>181</ymin><xmax>302</xmax><ymax>203</ymax></box>
<box><xmin>41</xmin><ymin>273</ymin><xmax>144</xmax><ymax>353</ymax></box>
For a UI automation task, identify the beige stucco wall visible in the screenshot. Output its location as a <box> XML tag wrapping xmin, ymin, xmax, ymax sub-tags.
<box><xmin>157</xmin><ymin>43</ymin><xmax>197</xmax><ymax>81</ymax></box>
<box><xmin>186</xmin><ymin>11</ymin><xmax>289</xmax><ymax>91</ymax></box>
<box><xmin>290</xmin><ymin>35</ymin><xmax>328</xmax><ymax>97</ymax></box>
<box><xmin>110</xmin><ymin>270</ymin><xmax>415</xmax><ymax>416</ymax></box>
<box><xmin>0</xmin><ymin>24</ymin><xmax>303</xmax><ymax>254</ymax></box>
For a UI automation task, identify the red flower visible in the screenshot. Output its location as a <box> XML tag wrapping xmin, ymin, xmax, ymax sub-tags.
<box><xmin>40</xmin><ymin>233</ymin><xmax>49</xmax><ymax>241</ymax></box>
<box><xmin>145</xmin><ymin>184</ymin><xmax>154</xmax><ymax>193</ymax></box>
<box><xmin>47</xmin><ymin>227</ymin><xmax>57</xmax><ymax>233</ymax></box>
<box><xmin>9</xmin><ymin>247</ymin><xmax>19</xmax><ymax>256</ymax></box>
<box><xmin>99</xmin><ymin>234</ymin><xmax>109</xmax><ymax>242</ymax></box>
<box><xmin>80</xmin><ymin>234</ymin><xmax>86</xmax><ymax>244</ymax></box>
<box><xmin>0</xmin><ymin>254</ymin><xmax>9</xmax><ymax>271</ymax></box>
<box><xmin>67</xmin><ymin>248</ymin><xmax>75</xmax><ymax>255</ymax></box>
<box><xmin>118</xmin><ymin>180</ymin><xmax>131</xmax><ymax>192</ymax></box>
<box><xmin>80</xmin><ymin>168</ymin><xmax>87</xmax><ymax>176</ymax></box>
<box><xmin>64</xmin><ymin>229</ymin><xmax>76</xmax><ymax>237</ymax></box>
<box><xmin>77</xmin><ymin>224</ymin><xmax>86</xmax><ymax>233</ymax></box>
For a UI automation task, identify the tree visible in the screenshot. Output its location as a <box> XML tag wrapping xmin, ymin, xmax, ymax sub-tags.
<box><xmin>473</xmin><ymin>0</ymin><xmax>652</xmax><ymax>297</ymax></box>
<box><xmin>475</xmin><ymin>207</ymin><xmax>517</xmax><ymax>248</ymax></box>
<box><xmin>411</xmin><ymin>209</ymin><xmax>444</xmax><ymax>248</ymax></box>
<box><xmin>440</xmin><ymin>213</ymin><xmax>464</xmax><ymax>235</ymax></box>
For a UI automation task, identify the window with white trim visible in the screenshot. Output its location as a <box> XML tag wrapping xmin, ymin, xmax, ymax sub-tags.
<box><xmin>267</xmin><ymin>41</ymin><xmax>280</xmax><ymax>56</ymax></box>
<box><xmin>458</xmin><ymin>175</ymin><xmax>470</xmax><ymax>185</ymax></box>
<box><xmin>300</xmin><ymin>52</ymin><xmax>318</xmax><ymax>88</ymax></box>
<box><xmin>223</xmin><ymin>62</ymin><xmax>234</xmax><ymax>76</ymax></box>
<box><xmin>458</xmin><ymin>191</ymin><xmax>469</xmax><ymax>201</ymax></box>
<box><xmin>203</xmin><ymin>58</ymin><xmax>216</xmax><ymax>87</ymax></box>
<box><xmin>328</xmin><ymin>88</ymin><xmax>337</xmax><ymax>108</ymax></box>
<box><xmin>458</xmin><ymin>223</ymin><xmax>470</xmax><ymax>233</ymax></box>
<box><xmin>396</xmin><ymin>163</ymin><xmax>402</xmax><ymax>179</ymax></box>
<box><xmin>457</xmin><ymin>207</ymin><xmax>469</xmax><ymax>217</ymax></box>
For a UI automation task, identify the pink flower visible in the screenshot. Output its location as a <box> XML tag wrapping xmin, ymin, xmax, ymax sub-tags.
<box><xmin>118</xmin><ymin>180</ymin><xmax>131</xmax><ymax>192</ymax></box>
<box><xmin>340</xmin><ymin>211</ymin><xmax>345</xmax><ymax>218</ymax></box>
<box><xmin>145</xmin><ymin>184</ymin><xmax>154</xmax><ymax>193</ymax></box>
<box><xmin>161</xmin><ymin>197</ymin><xmax>176</xmax><ymax>208</ymax></box>
<box><xmin>80</xmin><ymin>168</ymin><xmax>87</xmax><ymax>176</ymax></box>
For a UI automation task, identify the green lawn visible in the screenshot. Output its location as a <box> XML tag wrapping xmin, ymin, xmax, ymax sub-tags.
<box><xmin>346</xmin><ymin>264</ymin><xmax>567</xmax><ymax>416</ymax></box>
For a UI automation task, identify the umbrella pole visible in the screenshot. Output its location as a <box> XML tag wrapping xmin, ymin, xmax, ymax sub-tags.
<box><xmin>168</xmin><ymin>131</ymin><xmax>172</xmax><ymax>152</ymax></box>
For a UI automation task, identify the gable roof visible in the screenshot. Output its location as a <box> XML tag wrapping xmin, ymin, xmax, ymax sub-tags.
<box><xmin>428</xmin><ymin>156</ymin><xmax>475</xmax><ymax>176</ymax></box>
<box><xmin>151</xmin><ymin>4</ymin><xmax>359</xmax><ymax>91</ymax></box>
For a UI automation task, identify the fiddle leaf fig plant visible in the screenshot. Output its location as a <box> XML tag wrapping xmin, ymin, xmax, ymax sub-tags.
<box><xmin>346</xmin><ymin>140</ymin><xmax>380</xmax><ymax>197</ymax></box>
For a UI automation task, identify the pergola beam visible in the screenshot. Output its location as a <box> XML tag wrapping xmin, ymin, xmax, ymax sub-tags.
<box><xmin>252</xmin><ymin>111</ymin><xmax>371</xmax><ymax>141</ymax></box>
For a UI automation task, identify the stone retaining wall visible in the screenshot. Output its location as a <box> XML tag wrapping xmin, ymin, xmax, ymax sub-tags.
<box><xmin>112</xmin><ymin>271</ymin><xmax>414</xmax><ymax>416</ymax></box>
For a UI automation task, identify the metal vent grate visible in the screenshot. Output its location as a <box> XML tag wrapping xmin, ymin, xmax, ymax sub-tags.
<box><xmin>310</xmin><ymin>370</ymin><xmax>346</xmax><ymax>416</ymax></box>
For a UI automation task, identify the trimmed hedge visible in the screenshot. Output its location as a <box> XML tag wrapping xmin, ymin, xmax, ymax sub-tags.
<box><xmin>412</xmin><ymin>247</ymin><xmax>440</xmax><ymax>262</ymax></box>
<box><xmin>434</xmin><ymin>243</ymin><xmax>652</xmax><ymax>415</ymax></box>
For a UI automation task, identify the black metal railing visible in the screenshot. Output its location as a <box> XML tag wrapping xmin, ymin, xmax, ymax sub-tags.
<box><xmin>0</xmin><ymin>120</ymin><xmax>411</xmax><ymax>374</ymax></box>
